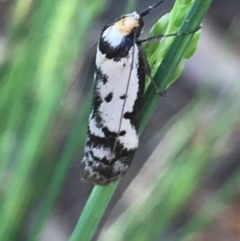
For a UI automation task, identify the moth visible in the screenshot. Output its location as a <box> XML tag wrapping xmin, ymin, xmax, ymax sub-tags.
<box><xmin>81</xmin><ymin>1</ymin><xmax>199</xmax><ymax>185</ymax></box>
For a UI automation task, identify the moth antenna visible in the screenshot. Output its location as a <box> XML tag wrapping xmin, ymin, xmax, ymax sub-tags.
<box><xmin>140</xmin><ymin>0</ymin><xmax>165</xmax><ymax>18</ymax></box>
<box><xmin>63</xmin><ymin>42</ymin><xmax>98</xmax><ymax>103</ymax></box>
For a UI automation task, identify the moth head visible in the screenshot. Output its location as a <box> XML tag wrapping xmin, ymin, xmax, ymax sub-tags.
<box><xmin>114</xmin><ymin>12</ymin><xmax>144</xmax><ymax>38</ymax></box>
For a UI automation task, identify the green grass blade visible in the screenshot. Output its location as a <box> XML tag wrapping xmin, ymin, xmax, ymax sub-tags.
<box><xmin>70</xmin><ymin>183</ymin><xmax>118</xmax><ymax>241</ymax></box>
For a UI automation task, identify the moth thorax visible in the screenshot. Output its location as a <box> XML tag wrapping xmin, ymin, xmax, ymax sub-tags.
<box><xmin>114</xmin><ymin>12</ymin><xmax>143</xmax><ymax>36</ymax></box>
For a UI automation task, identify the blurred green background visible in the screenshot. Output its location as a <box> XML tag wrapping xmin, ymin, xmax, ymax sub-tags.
<box><xmin>0</xmin><ymin>0</ymin><xmax>240</xmax><ymax>241</ymax></box>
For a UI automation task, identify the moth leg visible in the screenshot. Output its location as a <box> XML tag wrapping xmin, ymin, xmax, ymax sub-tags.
<box><xmin>137</xmin><ymin>25</ymin><xmax>201</xmax><ymax>45</ymax></box>
<box><xmin>139</xmin><ymin>48</ymin><xmax>164</xmax><ymax>96</ymax></box>
<box><xmin>148</xmin><ymin>75</ymin><xmax>164</xmax><ymax>96</ymax></box>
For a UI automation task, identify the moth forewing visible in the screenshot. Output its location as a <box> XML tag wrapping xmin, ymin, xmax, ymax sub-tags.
<box><xmin>81</xmin><ymin>10</ymin><xmax>147</xmax><ymax>185</ymax></box>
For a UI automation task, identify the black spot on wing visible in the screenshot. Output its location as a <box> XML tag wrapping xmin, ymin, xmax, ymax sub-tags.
<box><xmin>104</xmin><ymin>92</ymin><xmax>113</xmax><ymax>102</ymax></box>
<box><xmin>124</xmin><ymin>112</ymin><xmax>131</xmax><ymax>119</ymax></box>
<box><xmin>87</xmin><ymin>160</ymin><xmax>93</xmax><ymax>167</ymax></box>
<box><xmin>120</xmin><ymin>94</ymin><xmax>126</xmax><ymax>100</ymax></box>
<box><xmin>102</xmin><ymin>127</ymin><xmax>117</xmax><ymax>138</ymax></box>
<box><xmin>95</xmin><ymin>67</ymin><xmax>108</xmax><ymax>84</ymax></box>
<box><xmin>119</xmin><ymin>130</ymin><xmax>126</xmax><ymax>136</ymax></box>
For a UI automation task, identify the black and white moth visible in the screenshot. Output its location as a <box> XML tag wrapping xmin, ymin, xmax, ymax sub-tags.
<box><xmin>81</xmin><ymin>1</ymin><xmax>199</xmax><ymax>185</ymax></box>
